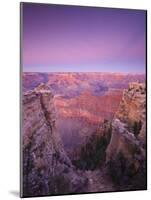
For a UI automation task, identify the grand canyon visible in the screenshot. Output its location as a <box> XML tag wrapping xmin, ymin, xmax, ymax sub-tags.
<box><xmin>21</xmin><ymin>3</ymin><xmax>146</xmax><ymax>197</ymax></box>
<box><xmin>22</xmin><ymin>72</ymin><xmax>146</xmax><ymax>197</ymax></box>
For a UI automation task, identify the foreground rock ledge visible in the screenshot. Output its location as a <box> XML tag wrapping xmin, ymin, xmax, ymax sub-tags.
<box><xmin>22</xmin><ymin>83</ymin><xmax>87</xmax><ymax>197</ymax></box>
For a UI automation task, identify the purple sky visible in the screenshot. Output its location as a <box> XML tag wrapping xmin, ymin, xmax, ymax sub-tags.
<box><xmin>22</xmin><ymin>3</ymin><xmax>146</xmax><ymax>73</ymax></box>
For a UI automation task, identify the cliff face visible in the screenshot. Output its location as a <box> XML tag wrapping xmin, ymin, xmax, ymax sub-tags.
<box><xmin>116</xmin><ymin>82</ymin><xmax>146</xmax><ymax>145</ymax></box>
<box><xmin>106</xmin><ymin>83</ymin><xmax>146</xmax><ymax>189</ymax></box>
<box><xmin>22</xmin><ymin>84</ymin><xmax>86</xmax><ymax>197</ymax></box>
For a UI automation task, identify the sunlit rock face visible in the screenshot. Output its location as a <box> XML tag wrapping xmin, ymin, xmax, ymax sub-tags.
<box><xmin>106</xmin><ymin>83</ymin><xmax>146</xmax><ymax>189</ymax></box>
<box><xmin>22</xmin><ymin>83</ymin><xmax>87</xmax><ymax>197</ymax></box>
<box><xmin>116</xmin><ymin>82</ymin><xmax>146</xmax><ymax>145</ymax></box>
<box><xmin>116</xmin><ymin>82</ymin><xmax>146</xmax><ymax>122</ymax></box>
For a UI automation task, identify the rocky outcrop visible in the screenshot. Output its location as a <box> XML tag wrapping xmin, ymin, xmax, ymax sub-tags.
<box><xmin>106</xmin><ymin>119</ymin><xmax>145</xmax><ymax>163</ymax></box>
<box><xmin>22</xmin><ymin>83</ymin><xmax>86</xmax><ymax>197</ymax></box>
<box><xmin>106</xmin><ymin>83</ymin><xmax>146</xmax><ymax>189</ymax></box>
<box><xmin>116</xmin><ymin>82</ymin><xmax>146</xmax><ymax>145</ymax></box>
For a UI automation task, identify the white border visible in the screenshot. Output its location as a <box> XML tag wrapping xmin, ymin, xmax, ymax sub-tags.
<box><xmin>0</xmin><ymin>0</ymin><xmax>150</xmax><ymax>199</ymax></box>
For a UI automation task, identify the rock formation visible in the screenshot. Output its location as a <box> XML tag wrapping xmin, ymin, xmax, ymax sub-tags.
<box><xmin>22</xmin><ymin>83</ymin><xmax>86</xmax><ymax>197</ymax></box>
<box><xmin>106</xmin><ymin>82</ymin><xmax>146</xmax><ymax>189</ymax></box>
<box><xmin>116</xmin><ymin>82</ymin><xmax>146</xmax><ymax>145</ymax></box>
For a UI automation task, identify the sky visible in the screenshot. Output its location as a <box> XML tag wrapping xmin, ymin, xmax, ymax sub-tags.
<box><xmin>22</xmin><ymin>3</ymin><xmax>146</xmax><ymax>73</ymax></box>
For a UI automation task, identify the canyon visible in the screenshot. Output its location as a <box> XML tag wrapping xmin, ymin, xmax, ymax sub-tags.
<box><xmin>23</xmin><ymin>72</ymin><xmax>145</xmax><ymax>154</ymax></box>
<box><xmin>22</xmin><ymin>72</ymin><xmax>146</xmax><ymax>196</ymax></box>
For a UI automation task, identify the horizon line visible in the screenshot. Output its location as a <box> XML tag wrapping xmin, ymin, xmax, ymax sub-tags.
<box><xmin>22</xmin><ymin>71</ymin><xmax>146</xmax><ymax>75</ymax></box>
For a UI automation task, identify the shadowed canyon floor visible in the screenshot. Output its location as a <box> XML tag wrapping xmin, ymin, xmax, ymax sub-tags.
<box><xmin>84</xmin><ymin>169</ymin><xmax>115</xmax><ymax>193</ymax></box>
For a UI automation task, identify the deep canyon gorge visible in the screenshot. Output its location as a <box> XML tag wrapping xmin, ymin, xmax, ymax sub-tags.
<box><xmin>22</xmin><ymin>72</ymin><xmax>146</xmax><ymax>197</ymax></box>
